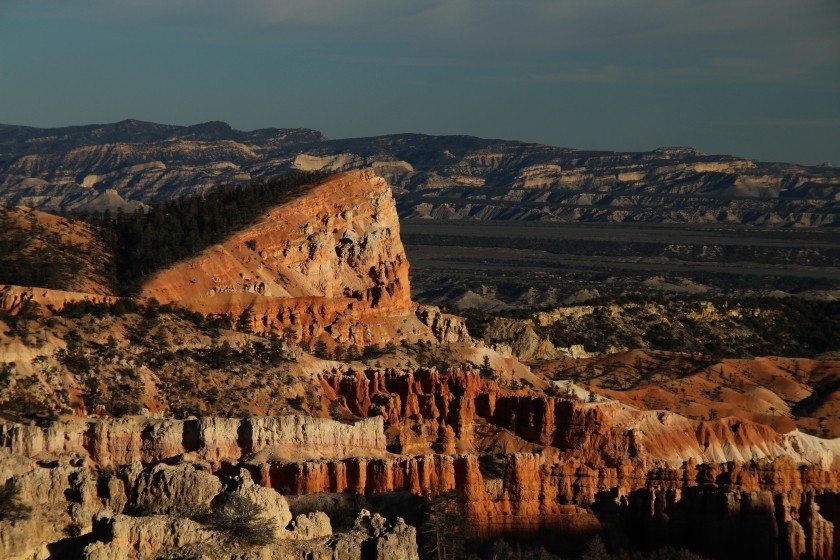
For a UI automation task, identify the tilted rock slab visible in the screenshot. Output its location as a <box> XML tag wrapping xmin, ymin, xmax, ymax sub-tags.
<box><xmin>141</xmin><ymin>169</ymin><xmax>437</xmax><ymax>346</ymax></box>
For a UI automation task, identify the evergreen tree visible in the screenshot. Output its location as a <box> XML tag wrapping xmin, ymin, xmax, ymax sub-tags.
<box><xmin>313</xmin><ymin>340</ymin><xmax>330</xmax><ymax>360</ymax></box>
<box><xmin>480</xmin><ymin>355</ymin><xmax>495</xmax><ymax>380</ymax></box>
<box><xmin>420</xmin><ymin>490</ymin><xmax>472</xmax><ymax>560</ymax></box>
<box><xmin>237</xmin><ymin>306</ymin><xmax>254</xmax><ymax>334</ymax></box>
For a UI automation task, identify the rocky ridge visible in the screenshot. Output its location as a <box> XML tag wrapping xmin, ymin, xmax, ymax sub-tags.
<box><xmin>1</xmin><ymin>120</ymin><xmax>838</xmax><ymax>226</ymax></box>
<box><xmin>139</xmin><ymin>169</ymin><xmax>466</xmax><ymax>346</ymax></box>
<box><xmin>0</xmin><ymin>169</ymin><xmax>471</xmax><ymax>349</ymax></box>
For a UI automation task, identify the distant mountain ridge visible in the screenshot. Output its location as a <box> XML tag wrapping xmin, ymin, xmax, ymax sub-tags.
<box><xmin>1</xmin><ymin>119</ymin><xmax>839</xmax><ymax>226</ymax></box>
<box><xmin>0</xmin><ymin>119</ymin><xmax>325</xmax><ymax>157</ymax></box>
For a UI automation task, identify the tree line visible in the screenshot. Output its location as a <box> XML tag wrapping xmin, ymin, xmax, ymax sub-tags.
<box><xmin>0</xmin><ymin>206</ymin><xmax>84</xmax><ymax>289</ymax></box>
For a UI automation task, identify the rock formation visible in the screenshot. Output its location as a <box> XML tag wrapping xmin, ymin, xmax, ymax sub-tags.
<box><xmin>0</xmin><ymin>418</ymin><xmax>417</xmax><ymax>560</ymax></box>
<box><xmin>4</xmin><ymin>401</ymin><xmax>840</xmax><ymax>559</ymax></box>
<box><xmin>0</xmin><ymin>415</ymin><xmax>388</xmax><ymax>467</ymax></box>
<box><xmin>0</xmin><ymin>169</ymin><xmax>471</xmax><ymax>350</ymax></box>
<box><xmin>2</xmin><ymin>120</ymin><xmax>839</xmax><ymax>227</ymax></box>
<box><xmin>140</xmin><ymin>169</ymin><xmax>454</xmax><ymax>346</ymax></box>
<box><xmin>5</xmin><ymin>368</ymin><xmax>839</xmax><ymax>557</ymax></box>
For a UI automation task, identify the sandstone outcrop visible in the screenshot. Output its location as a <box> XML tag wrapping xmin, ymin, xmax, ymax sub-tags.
<box><xmin>0</xmin><ymin>445</ymin><xmax>417</xmax><ymax>560</ymax></box>
<box><xmin>0</xmin><ymin>415</ymin><xmax>387</xmax><ymax>467</ymax></box>
<box><xmin>141</xmin><ymin>169</ymin><xmax>446</xmax><ymax>346</ymax></box>
<box><xmin>5</xmin><ymin>378</ymin><xmax>840</xmax><ymax>559</ymax></box>
<box><xmin>320</xmin><ymin>366</ymin><xmax>840</xmax><ymax>470</ymax></box>
<box><xmin>482</xmin><ymin>317</ymin><xmax>562</xmax><ymax>361</ymax></box>
<box><xmin>415</xmin><ymin>305</ymin><xmax>473</xmax><ymax>345</ymax></box>
<box><xmin>0</xmin><ymin>285</ymin><xmax>118</xmax><ymax>316</ymax></box>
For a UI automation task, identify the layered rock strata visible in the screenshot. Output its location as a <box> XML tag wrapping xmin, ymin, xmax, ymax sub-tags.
<box><xmin>0</xmin><ymin>415</ymin><xmax>387</xmax><ymax>467</ymax></box>
<box><xmin>4</xmin><ymin>415</ymin><xmax>840</xmax><ymax>559</ymax></box>
<box><xmin>141</xmin><ymin>169</ymin><xmax>452</xmax><ymax>346</ymax></box>
<box><xmin>5</xmin><ymin>372</ymin><xmax>840</xmax><ymax>558</ymax></box>
<box><xmin>0</xmin><ymin>451</ymin><xmax>418</xmax><ymax>560</ymax></box>
<box><xmin>0</xmin><ymin>415</ymin><xmax>414</xmax><ymax>559</ymax></box>
<box><xmin>2</xmin><ymin>120</ymin><xmax>839</xmax><ymax>227</ymax></box>
<box><xmin>320</xmin><ymin>367</ymin><xmax>840</xmax><ymax>469</ymax></box>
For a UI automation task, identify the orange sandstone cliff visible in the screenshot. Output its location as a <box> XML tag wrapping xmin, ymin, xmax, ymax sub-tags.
<box><xmin>4</xmin><ymin>400</ymin><xmax>840</xmax><ymax>559</ymax></box>
<box><xmin>141</xmin><ymin>169</ymin><xmax>452</xmax><ymax>346</ymax></box>
<box><xmin>318</xmin><ymin>367</ymin><xmax>840</xmax><ymax>558</ymax></box>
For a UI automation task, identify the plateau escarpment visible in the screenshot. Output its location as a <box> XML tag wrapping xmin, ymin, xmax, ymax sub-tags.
<box><xmin>1</xmin><ymin>120</ymin><xmax>838</xmax><ymax>227</ymax></box>
<box><xmin>141</xmin><ymin>169</ymin><xmax>452</xmax><ymax>346</ymax></box>
<box><xmin>0</xmin><ymin>169</ymin><xmax>468</xmax><ymax>349</ymax></box>
<box><xmin>4</xmin><ymin>120</ymin><xmax>840</xmax><ymax>305</ymax></box>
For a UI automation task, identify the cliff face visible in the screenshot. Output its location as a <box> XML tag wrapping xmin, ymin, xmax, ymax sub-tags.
<box><xmin>4</xmin><ymin>411</ymin><xmax>840</xmax><ymax>559</ymax></box>
<box><xmin>0</xmin><ymin>415</ymin><xmax>387</xmax><ymax>467</ymax></box>
<box><xmin>141</xmin><ymin>169</ymin><xmax>440</xmax><ymax>346</ymax></box>
<box><xmin>320</xmin><ymin>367</ymin><xmax>840</xmax><ymax>470</ymax></box>
<box><xmin>316</xmin><ymin>366</ymin><xmax>840</xmax><ymax>558</ymax></box>
<box><xmin>0</xmin><ymin>449</ymin><xmax>418</xmax><ymax>560</ymax></box>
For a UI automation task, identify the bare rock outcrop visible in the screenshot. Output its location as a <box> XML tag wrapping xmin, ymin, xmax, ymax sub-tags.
<box><xmin>81</xmin><ymin>508</ymin><xmax>417</xmax><ymax>560</ymax></box>
<box><xmin>415</xmin><ymin>305</ymin><xmax>473</xmax><ymax>344</ymax></box>
<box><xmin>6</xmin><ymin>368</ymin><xmax>840</xmax><ymax>559</ymax></box>
<box><xmin>141</xmin><ymin>169</ymin><xmax>438</xmax><ymax>346</ymax></box>
<box><xmin>129</xmin><ymin>463</ymin><xmax>223</xmax><ymax>515</ymax></box>
<box><xmin>0</xmin><ymin>285</ymin><xmax>118</xmax><ymax>316</ymax></box>
<box><xmin>0</xmin><ymin>415</ymin><xmax>387</xmax><ymax>467</ymax></box>
<box><xmin>320</xmin><ymin>366</ymin><xmax>840</xmax><ymax>470</ymax></box>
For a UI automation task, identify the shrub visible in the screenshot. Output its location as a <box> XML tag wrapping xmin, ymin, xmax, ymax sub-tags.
<box><xmin>287</xmin><ymin>396</ymin><xmax>305</xmax><ymax>411</ymax></box>
<box><xmin>0</xmin><ymin>480</ymin><xmax>32</xmax><ymax>521</ymax></box>
<box><xmin>200</xmin><ymin>493</ymin><xmax>275</xmax><ymax>546</ymax></box>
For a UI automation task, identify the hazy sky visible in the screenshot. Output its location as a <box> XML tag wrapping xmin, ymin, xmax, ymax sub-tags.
<box><xmin>1</xmin><ymin>0</ymin><xmax>839</xmax><ymax>164</ymax></box>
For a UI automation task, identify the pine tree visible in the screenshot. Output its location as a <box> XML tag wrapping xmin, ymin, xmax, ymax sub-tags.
<box><xmin>237</xmin><ymin>306</ymin><xmax>254</xmax><ymax>334</ymax></box>
<box><xmin>480</xmin><ymin>355</ymin><xmax>495</xmax><ymax>380</ymax></box>
<box><xmin>313</xmin><ymin>340</ymin><xmax>330</xmax><ymax>360</ymax></box>
<box><xmin>420</xmin><ymin>490</ymin><xmax>472</xmax><ymax>560</ymax></box>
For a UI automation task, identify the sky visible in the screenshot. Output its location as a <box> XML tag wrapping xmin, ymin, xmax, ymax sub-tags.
<box><xmin>1</xmin><ymin>0</ymin><xmax>838</xmax><ymax>165</ymax></box>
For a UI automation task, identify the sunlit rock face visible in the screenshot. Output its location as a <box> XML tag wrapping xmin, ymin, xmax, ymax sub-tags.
<box><xmin>141</xmin><ymin>169</ymin><xmax>441</xmax><ymax>346</ymax></box>
<box><xmin>2</xmin><ymin>120</ymin><xmax>839</xmax><ymax>226</ymax></box>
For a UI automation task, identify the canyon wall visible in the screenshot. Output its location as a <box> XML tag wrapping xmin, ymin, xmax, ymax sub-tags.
<box><xmin>0</xmin><ymin>415</ymin><xmax>387</xmax><ymax>467</ymax></box>
<box><xmin>4</xmin><ymin>411</ymin><xmax>840</xmax><ymax>559</ymax></box>
<box><xmin>321</xmin><ymin>367</ymin><xmax>840</xmax><ymax>469</ymax></box>
<box><xmin>0</xmin><ymin>450</ymin><xmax>418</xmax><ymax>560</ymax></box>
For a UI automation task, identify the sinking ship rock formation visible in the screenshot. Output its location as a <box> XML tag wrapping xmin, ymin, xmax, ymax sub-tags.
<box><xmin>141</xmin><ymin>169</ymin><xmax>459</xmax><ymax>346</ymax></box>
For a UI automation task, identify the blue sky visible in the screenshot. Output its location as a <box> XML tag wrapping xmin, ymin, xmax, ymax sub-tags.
<box><xmin>1</xmin><ymin>0</ymin><xmax>838</xmax><ymax>164</ymax></box>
